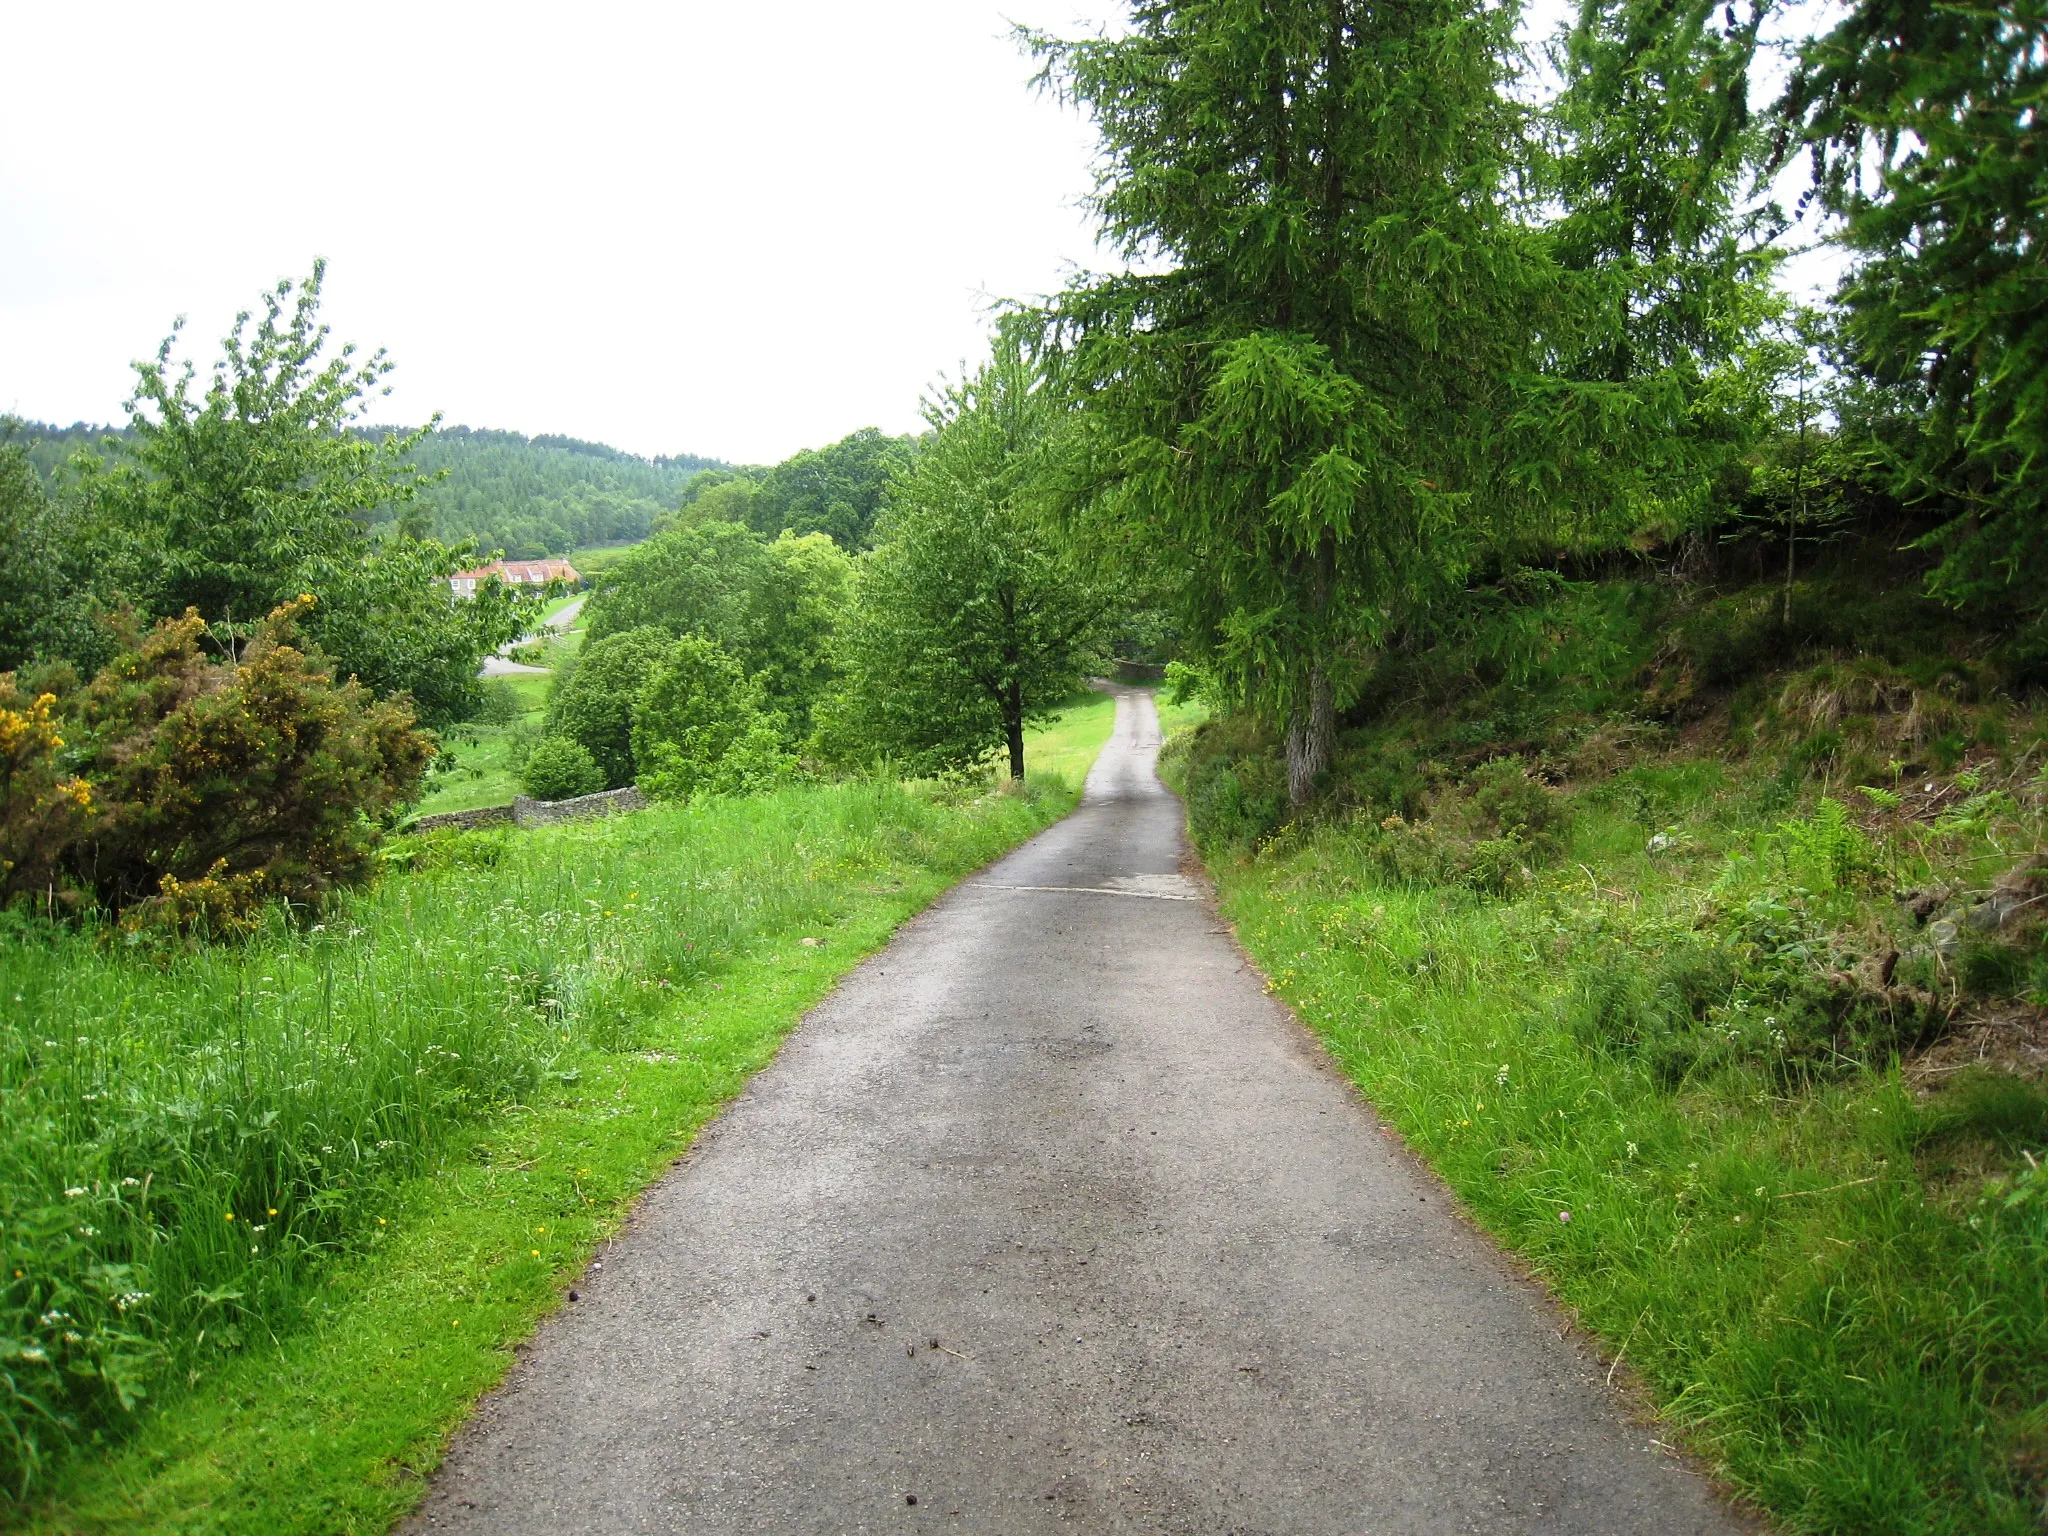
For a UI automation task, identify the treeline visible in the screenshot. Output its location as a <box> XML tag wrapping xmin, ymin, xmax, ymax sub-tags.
<box><xmin>360</xmin><ymin>426</ymin><xmax>723</xmax><ymax>558</ymax></box>
<box><xmin>523</xmin><ymin>345</ymin><xmax>1104</xmax><ymax>801</ymax></box>
<box><xmin>24</xmin><ymin>423</ymin><xmax>726</xmax><ymax>562</ymax></box>
<box><xmin>672</xmin><ymin>427</ymin><xmax>913</xmax><ymax>551</ymax></box>
<box><xmin>1004</xmin><ymin>0</ymin><xmax>2046</xmax><ymax>796</ymax></box>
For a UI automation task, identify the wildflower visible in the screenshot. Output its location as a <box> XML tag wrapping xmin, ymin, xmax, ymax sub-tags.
<box><xmin>21</xmin><ymin>1347</ymin><xmax>47</xmax><ymax>1363</ymax></box>
<box><xmin>252</xmin><ymin>1225</ymin><xmax>266</xmax><ymax>1234</ymax></box>
<box><xmin>224</xmin><ymin>1212</ymin><xmax>235</xmax><ymax>1222</ymax></box>
<box><xmin>1626</xmin><ymin>1142</ymin><xmax>1639</xmax><ymax>1159</ymax></box>
<box><xmin>64</xmin><ymin>1187</ymin><xmax>86</xmax><ymax>1199</ymax></box>
<box><xmin>1558</xmin><ymin>1210</ymin><xmax>1572</xmax><ymax>1223</ymax></box>
<box><xmin>531</xmin><ymin>1249</ymin><xmax>541</xmax><ymax>1258</ymax></box>
<box><xmin>267</xmin><ymin>1208</ymin><xmax>277</xmax><ymax>1216</ymax></box>
<box><xmin>1754</xmin><ymin>1187</ymin><xmax>1766</xmax><ymax>1198</ymax></box>
<box><xmin>63</xmin><ymin>1332</ymin><xmax>82</xmax><ymax>1345</ymax></box>
<box><xmin>1495</xmin><ymin>1064</ymin><xmax>1510</xmax><ymax>1087</ymax></box>
<box><xmin>377</xmin><ymin>1217</ymin><xmax>386</xmax><ymax>1225</ymax></box>
<box><xmin>120</xmin><ymin>1177</ymin><xmax>140</xmax><ymax>1188</ymax></box>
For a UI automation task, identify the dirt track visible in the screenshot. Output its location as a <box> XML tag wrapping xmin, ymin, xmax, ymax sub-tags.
<box><xmin>408</xmin><ymin>688</ymin><xmax>1748</xmax><ymax>1534</ymax></box>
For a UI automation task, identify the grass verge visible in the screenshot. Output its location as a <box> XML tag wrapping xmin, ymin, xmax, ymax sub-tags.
<box><xmin>1161</xmin><ymin>557</ymin><xmax>2048</xmax><ymax>1535</ymax></box>
<box><xmin>11</xmin><ymin>721</ymin><xmax>1108</xmax><ymax>1531</ymax></box>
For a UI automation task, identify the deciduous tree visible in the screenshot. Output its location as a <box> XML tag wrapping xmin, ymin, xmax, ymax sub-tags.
<box><xmin>821</xmin><ymin>337</ymin><xmax>1106</xmax><ymax>780</ymax></box>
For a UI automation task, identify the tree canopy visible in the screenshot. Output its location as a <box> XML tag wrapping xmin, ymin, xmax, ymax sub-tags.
<box><xmin>819</xmin><ymin>336</ymin><xmax>1107</xmax><ymax>780</ymax></box>
<box><xmin>582</xmin><ymin>520</ymin><xmax>851</xmax><ymax>738</ymax></box>
<box><xmin>1780</xmin><ymin>0</ymin><xmax>2048</xmax><ymax>613</ymax></box>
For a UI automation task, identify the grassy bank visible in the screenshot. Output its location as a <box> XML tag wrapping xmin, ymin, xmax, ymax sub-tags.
<box><xmin>8</xmin><ymin>703</ymin><xmax>1111</xmax><ymax>1531</ymax></box>
<box><xmin>1166</xmin><ymin>563</ymin><xmax>2048</xmax><ymax>1534</ymax></box>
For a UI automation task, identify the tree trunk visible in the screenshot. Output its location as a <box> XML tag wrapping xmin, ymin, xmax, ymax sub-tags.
<box><xmin>1284</xmin><ymin>665</ymin><xmax>1334</xmax><ymax>805</ymax></box>
<box><xmin>1005</xmin><ymin>682</ymin><xmax>1026</xmax><ymax>781</ymax></box>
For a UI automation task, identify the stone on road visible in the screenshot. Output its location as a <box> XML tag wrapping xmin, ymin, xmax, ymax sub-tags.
<box><xmin>409</xmin><ymin>688</ymin><xmax>1748</xmax><ymax>1534</ymax></box>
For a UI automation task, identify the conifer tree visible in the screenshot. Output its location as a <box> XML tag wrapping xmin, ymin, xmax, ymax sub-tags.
<box><xmin>1780</xmin><ymin>0</ymin><xmax>2048</xmax><ymax>611</ymax></box>
<box><xmin>1031</xmin><ymin>0</ymin><xmax>1620</xmax><ymax>802</ymax></box>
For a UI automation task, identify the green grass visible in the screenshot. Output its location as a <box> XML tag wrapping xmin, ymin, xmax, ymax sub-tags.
<box><xmin>1155</xmin><ymin>693</ymin><xmax>1209</xmax><ymax>739</ymax></box>
<box><xmin>563</xmin><ymin>543</ymin><xmax>642</xmax><ymax>579</ymax></box>
<box><xmin>7</xmin><ymin>761</ymin><xmax>1106</xmax><ymax>1531</ymax></box>
<box><xmin>1204</xmin><ymin>807</ymin><xmax>2048</xmax><ymax>1533</ymax></box>
<box><xmin>415</xmin><ymin>679</ymin><xmax>549</xmax><ymax>817</ymax></box>
<box><xmin>1023</xmin><ymin>690</ymin><xmax>1119</xmax><ymax>787</ymax></box>
<box><xmin>1158</xmin><ymin>561</ymin><xmax>2048</xmax><ymax>1533</ymax></box>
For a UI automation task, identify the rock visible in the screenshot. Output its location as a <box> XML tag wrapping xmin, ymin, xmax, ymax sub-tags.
<box><xmin>1900</xmin><ymin>888</ymin><xmax>1945</xmax><ymax>924</ymax></box>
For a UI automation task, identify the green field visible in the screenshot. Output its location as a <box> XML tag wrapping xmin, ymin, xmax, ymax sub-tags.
<box><xmin>10</xmin><ymin>707</ymin><xmax>1118</xmax><ymax>1533</ymax></box>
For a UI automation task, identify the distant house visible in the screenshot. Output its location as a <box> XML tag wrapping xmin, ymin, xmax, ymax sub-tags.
<box><xmin>447</xmin><ymin>558</ymin><xmax>580</xmax><ymax>598</ymax></box>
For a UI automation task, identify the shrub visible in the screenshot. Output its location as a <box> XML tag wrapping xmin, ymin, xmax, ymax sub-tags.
<box><xmin>544</xmin><ymin>625</ymin><xmax>672</xmax><ymax>787</ymax></box>
<box><xmin>474</xmin><ymin>679</ymin><xmax>524</xmax><ymax>727</ymax></box>
<box><xmin>12</xmin><ymin>602</ymin><xmax>431</xmax><ymax>927</ymax></box>
<box><xmin>520</xmin><ymin>737</ymin><xmax>606</xmax><ymax>801</ymax></box>
<box><xmin>1468</xmin><ymin>758</ymin><xmax>1570</xmax><ymax>859</ymax></box>
<box><xmin>632</xmin><ymin>636</ymin><xmax>785</xmax><ymax>800</ymax></box>
<box><xmin>1175</xmin><ymin>720</ymin><xmax>1289</xmax><ymax>851</ymax></box>
<box><xmin>0</xmin><ymin>680</ymin><xmax>94</xmax><ymax>913</ymax></box>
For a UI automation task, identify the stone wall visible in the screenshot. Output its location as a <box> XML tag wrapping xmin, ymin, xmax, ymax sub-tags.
<box><xmin>513</xmin><ymin>786</ymin><xmax>649</xmax><ymax>827</ymax></box>
<box><xmin>404</xmin><ymin>786</ymin><xmax>649</xmax><ymax>835</ymax></box>
<box><xmin>407</xmin><ymin>803</ymin><xmax>516</xmax><ymax>834</ymax></box>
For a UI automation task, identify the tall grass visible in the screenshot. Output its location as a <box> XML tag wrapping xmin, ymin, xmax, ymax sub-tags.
<box><xmin>1205</xmin><ymin>780</ymin><xmax>2048</xmax><ymax>1535</ymax></box>
<box><xmin>0</xmin><ymin>774</ymin><xmax>1066</xmax><ymax>1492</ymax></box>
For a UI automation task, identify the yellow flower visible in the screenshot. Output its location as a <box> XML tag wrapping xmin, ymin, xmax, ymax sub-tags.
<box><xmin>224</xmin><ymin>1212</ymin><xmax>235</xmax><ymax>1222</ymax></box>
<box><xmin>531</xmin><ymin>1249</ymin><xmax>541</xmax><ymax>1258</ymax></box>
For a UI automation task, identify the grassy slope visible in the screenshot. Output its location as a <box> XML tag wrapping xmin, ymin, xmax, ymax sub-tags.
<box><xmin>17</xmin><ymin>705</ymin><xmax>1116</xmax><ymax>1535</ymax></box>
<box><xmin>1166</xmin><ymin>570</ymin><xmax>2048</xmax><ymax>1535</ymax></box>
<box><xmin>415</xmin><ymin>676</ymin><xmax>550</xmax><ymax>816</ymax></box>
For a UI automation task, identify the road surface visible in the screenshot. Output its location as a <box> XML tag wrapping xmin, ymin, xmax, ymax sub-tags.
<box><xmin>408</xmin><ymin>687</ymin><xmax>1748</xmax><ymax>1534</ymax></box>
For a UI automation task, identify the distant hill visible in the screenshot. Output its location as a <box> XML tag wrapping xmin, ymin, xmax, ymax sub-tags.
<box><xmin>368</xmin><ymin>427</ymin><xmax>726</xmax><ymax>558</ymax></box>
<box><xmin>8</xmin><ymin>420</ymin><xmax>728</xmax><ymax>560</ymax></box>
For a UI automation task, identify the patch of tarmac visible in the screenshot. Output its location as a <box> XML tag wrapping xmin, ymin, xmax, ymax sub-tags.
<box><xmin>407</xmin><ymin>688</ymin><xmax>1753</xmax><ymax>1534</ymax></box>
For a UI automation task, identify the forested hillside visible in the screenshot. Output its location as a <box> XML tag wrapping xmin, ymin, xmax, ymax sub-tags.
<box><xmin>18</xmin><ymin>421</ymin><xmax>726</xmax><ymax>560</ymax></box>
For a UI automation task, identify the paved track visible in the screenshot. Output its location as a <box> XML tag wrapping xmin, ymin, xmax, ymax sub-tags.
<box><xmin>409</xmin><ymin>688</ymin><xmax>1749</xmax><ymax>1535</ymax></box>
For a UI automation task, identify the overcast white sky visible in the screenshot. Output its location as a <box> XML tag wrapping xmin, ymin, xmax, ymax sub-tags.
<box><xmin>0</xmin><ymin>1</ymin><xmax>1130</xmax><ymax>465</ymax></box>
<box><xmin>2</xmin><ymin>1</ymin><xmax>1837</xmax><ymax>467</ymax></box>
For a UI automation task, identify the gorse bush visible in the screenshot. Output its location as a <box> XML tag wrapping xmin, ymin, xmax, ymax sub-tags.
<box><xmin>0</xmin><ymin>683</ymin><xmax>94</xmax><ymax>913</ymax></box>
<box><xmin>0</xmin><ymin>602</ymin><xmax>429</xmax><ymax>929</ymax></box>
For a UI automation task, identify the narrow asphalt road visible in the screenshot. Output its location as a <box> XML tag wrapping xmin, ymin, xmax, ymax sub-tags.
<box><xmin>409</xmin><ymin>688</ymin><xmax>1749</xmax><ymax>1535</ymax></box>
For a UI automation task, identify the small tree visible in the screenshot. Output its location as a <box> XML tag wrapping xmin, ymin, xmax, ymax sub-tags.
<box><xmin>823</xmin><ymin>337</ymin><xmax>1106</xmax><ymax>780</ymax></box>
<box><xmin>544</xmin><ymin>625</ymin><xmax>674</xmax><ymax>788</ymax></box>
<box><xmin>521</xmin><ymin>737</ymin><xmax>607</xmax><ymax>801</ymax></box>
<box><xmin>631</xmin><ymin>636</ymin><xmax>783</xmax><ymax>800</ymax></box>
<box><xmin>72</xmin><ymin>264</ymin><xmax>529</xmax><ymax>722</ymax></box>
<box><xmin>582</xmin><ymin>521</ymin><xmax>850</xmax><ymax>740</ymax></box>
